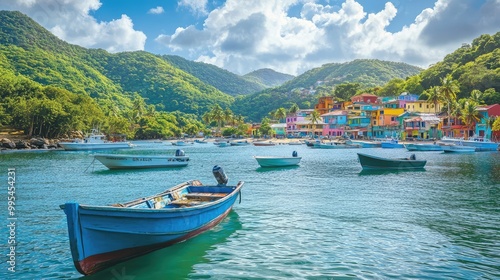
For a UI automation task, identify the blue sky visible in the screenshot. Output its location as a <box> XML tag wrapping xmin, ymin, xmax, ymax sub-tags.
<box><xmin>1</xmin><ymin>0</ymin><xmax>499</xmax><ymax>75</ymax></box>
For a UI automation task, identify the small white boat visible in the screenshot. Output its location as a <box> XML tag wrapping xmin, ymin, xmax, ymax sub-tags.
<box><xmin>172</xmin><ymin>140</ymin><xmax>193</xmax><ymax>146</ymax></box>
<box><xmin>440</xmin><ymin>136</ymin><xmax>499</xmax><ymax>151</ymax></box>
<box><xmin>94</xmin><ymin>150</ymin><xmax>189</xmax><ymax>169</ymax></box>
<box><xmin>253</xmin><ymin>141</ymin><xmax>276</xmax><ymax>146</ymax></box>
<box><xmin>347</xmin><ymin>140</ymin><xmax>381</xmax><ymax>148</ymax></box>
<box><xmin>59</xmin><ymin>129</ymin><xmax>132</xmax><ymax>151</ymax></box>
<box><xmin>254</xmin><ymin>151</ymin><xmax>301</xmax><ymax>167</ymax></box>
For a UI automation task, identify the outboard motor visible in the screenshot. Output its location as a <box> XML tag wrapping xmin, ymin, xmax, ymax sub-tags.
<box><xmin>213</xmin><ymin>165</ymin><xmax>228</xmax><ymax>186</ymax></box>
<box><xmin>175</xmin><ymin>149</ymin><xmax>185</xmax><ymax>157</ymax></box>
<box><xmin>292</xmin><ymin>151</ymin><xmax>298</xmax><ymax>157</ymax></box>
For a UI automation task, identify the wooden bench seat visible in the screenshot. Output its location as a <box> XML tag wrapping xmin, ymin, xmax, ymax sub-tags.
<box><xmin>184</xmin><ymin>192</ymin><xmax>227</xmax><ymax>200</ymax></box>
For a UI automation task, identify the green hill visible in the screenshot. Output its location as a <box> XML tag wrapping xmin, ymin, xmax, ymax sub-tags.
<box><xmin>243</xmin><ymin>68</ymin><xmax>295</xmax><ymax>88</ymax></box>
<box><xmin>0</xmin><ymin>11</ymin><xmax>233</xmax><ymax>116</ymax></box>
<box><xmin>233</xmin><ymin>59</ymin><xmax>423</xmax><ymax>121</ymax></box>
<box><xmin>161</xmin><ymin>55</ymin><xmax>265</xmax><ymax>95</ymax></box>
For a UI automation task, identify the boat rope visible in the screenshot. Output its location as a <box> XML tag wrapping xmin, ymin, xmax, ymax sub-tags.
<box><xmin>238</xmin><ymin>190</ymin><xmax>242</xmax><ymax>204</ymax></box>
<box><xmin>84</xmin><ymin>157</ymin><xmax>96</xmax><ymax>173</ymax></box>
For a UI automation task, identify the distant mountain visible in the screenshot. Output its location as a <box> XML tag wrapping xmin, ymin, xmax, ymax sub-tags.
<box><xmin>280</xmin><ymin>59</ymin><xmax>422</xmax><ymax>92</ymax></box>
<box><xmin>243</xmin><ymin>68</ymin><xmax>295</xmax><ymax>88</ymax></box>
<box><xmin>160</xmin><ymin>55</ymin><xmax>265</xmax><ymax>95</ymax></box>
<box><xmin>0</xmin><ymin>11</ymin><xmax>233</xmax><ymax>115</ymax></box>
<box><xmin>233</xmin><ymin>59</ymin><xmax>423</xmax><ymax>121</ymax></box>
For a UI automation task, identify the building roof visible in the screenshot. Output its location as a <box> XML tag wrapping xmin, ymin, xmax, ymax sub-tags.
<box><xmin>271</xmin><ymin>123</ymin><xmax>286</xmax><ymax>128</ymax></box>
<box><xmin>321</xmin><ymin>110</ymin><xmax>347</xmax><ymax>117</ymax></box>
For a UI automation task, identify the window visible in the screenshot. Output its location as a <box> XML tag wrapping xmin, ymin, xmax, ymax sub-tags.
<box><xmin>419</xmin><ymin>104</ymin><xmax>422</xmax><ymax>108</ymax></box>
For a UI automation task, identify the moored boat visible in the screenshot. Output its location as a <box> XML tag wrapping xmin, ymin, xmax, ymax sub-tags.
<box><xmin>405</xmin><ymin>143</ymin><xmax>443</xmax><ymax>151</ymax></box>
<box><xmin>60</xmin><ymin>166</ymin><xmax>243</xmax><ymax>275</ymax></box>
<box><xmin>440</xmin><ymin>136</ymin><xmax>499</xmax><ymax>151</ymax></box>
<box><xmin>254</xmin><ymin>151</ymin><xmax>301</xmax><ymax>167</ymax></box>
<box><xmin>440</xmin><ymin>144</ymin><xmax>476</xmax><ymax>153</ymax></box>
<box><xmin>253</xmin><ymin>141</ymin><xmax>276</xmax><ymax>146</ymax></box>
<box><xmin>347</xmin><ymin>140</ymin><xmax>381</xmax><ymax>148</ymax></box>
<box><xmin>93</xmin><ymin>149</ymin><xmax>189</xmax><ymax>169</ymax></box>
<box><xmin>380</xmin><ymin>139</ymin><xmax>404</xmax><ymax>149</ymax></box>
<box><xmin>58</xmin><ymin>129</ymin><xmax>132</xmax><ymax>151</ymax></box>
<box><xmin>230</xmin><ymin>140</ymin><xmax>250</xmax><ymax>146</ymax></box>
<box><xmin>313</xmin><ymin>142</ymin><xmax>361</xmax><ymax>149</ymax></box>
<box><xmin>357</xmin><ymin>153</ymin><xmax>427</xmax><ymax>170</ymax></box>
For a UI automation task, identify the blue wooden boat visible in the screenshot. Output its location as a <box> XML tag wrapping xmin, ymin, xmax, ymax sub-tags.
<box><xmin>380</xmin><ymin>139</ymin><xmax>404</xmax><ymax>149</ymax></box>
<box><xmin>357</xmin><ymin>153</ymin><xmax>427</xmax><ymax>170</ymax></box>
<box><xmin>60</xmin><ymin>166</ymin><xmax>243</xmax><ymax>275</ymax></box>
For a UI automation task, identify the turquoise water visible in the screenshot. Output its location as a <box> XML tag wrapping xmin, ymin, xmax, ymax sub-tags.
<box><xmin>0</xmin><ymin>142</ymin><xmax>499</xmax><ymax>279</ymax></box>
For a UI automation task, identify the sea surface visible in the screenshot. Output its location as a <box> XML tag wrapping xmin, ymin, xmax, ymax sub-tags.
<box><xmin>0</xmin><ymin>141</ymin><xmax>499</xmax><ymax>279</ymax></box>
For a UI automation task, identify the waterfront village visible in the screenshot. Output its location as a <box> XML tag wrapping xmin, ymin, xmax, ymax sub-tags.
<box><xmin>261</xmin><ymin>92</ymin><xmax>500</xmax><ymax>142</ymax></box>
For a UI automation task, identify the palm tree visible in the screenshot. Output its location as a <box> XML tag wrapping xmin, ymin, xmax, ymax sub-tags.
<box><xmin>275</xmin><ymin>107</ymin><xmax>287</xmax><ymax>123</ymax></box>
<box><xmin>308</xmin><ymin>110</ymin><xmax>322</xmax><ymax>137</ymax></box>
<box><xmin>439</xmin><ymin>74</ymin><xmax>459</xmax><ymax>133</ymax></box>
<box><xmin>426</xmin><ymin>86</ymin><xmax>441</xmax><ymax>114</ymax></box>
<box><xmin>460</xmin><ymin>100</ymin><xmax>480</xmax><ymax>139</ymax></box>
<box><xmin>469</xmin><ymin>89</ymin><xmax>484</xmax><ymax>105</ymax></box>
<box><xmin>223</xmin><ymin>108</ymin><xmax>233</xmax><ymax>126</ymax></box>
<box><xmin>288</xmin><ymin>103</ymin><xmax>300</xmax><ymax>116</ymax></box>
<box><xmin>210</xmin><ymin>104</ymin><xmax>225</xmax><ymax>136</ymax></box>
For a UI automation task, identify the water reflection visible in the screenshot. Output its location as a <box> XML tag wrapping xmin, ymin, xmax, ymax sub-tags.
<box><xmin>82</xmin><ymin>211</ymin><xmax>242</xmax><ymax>280</ymax></box>
<box><xmin>255</xmin><ymin>165</ymin><xmax>300</xmax><ymax>172</ymax></box>
<box><xmin>358</xmin><ymin>169</ymin><xmax>427</xmax><ymax>176</ymax></box>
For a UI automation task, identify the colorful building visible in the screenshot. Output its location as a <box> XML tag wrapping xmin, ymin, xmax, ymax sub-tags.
<box><xmin>321</xmin><ymin>110</ymin><xmax>348</xmax><ymax>137</ymax></box>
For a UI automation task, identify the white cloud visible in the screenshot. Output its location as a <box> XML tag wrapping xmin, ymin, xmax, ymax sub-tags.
<box><xmin>178</xmin><ymin>0</ymin><xmax>208</xmax><ymax>16</ymax></box>
<box><xmin>148</xmin><ymin>6</ymin><xmax>164</xmax><ymax>15</ymax></box>
<box><xmin>0</xmin><ymin>0</ymin><xmax>146</xmax><ymax>53</ymax></box>
<box><xmin>157</xmin><ymin>0</ymin><xmax>499</xmax><ymax>75</ymax></box>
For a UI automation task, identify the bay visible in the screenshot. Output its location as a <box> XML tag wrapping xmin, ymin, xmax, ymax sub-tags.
<box><xmin>0</xmin><ymin>142</ymin><xmax>499</xmax><ymax>279</ymax></box>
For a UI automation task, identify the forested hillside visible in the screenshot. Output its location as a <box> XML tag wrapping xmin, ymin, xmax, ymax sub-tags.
<box><xmin>243</xmin><ymin>68</ymin><xmax>295</xmax><ymax>88</ymax></box>
<box><xmin>0</xmin><ymin>11</ymin><xmax>233</xmax><ymax>116</ymax></box>
<box><xmin>234</xmin><ymin>59</ymin><xmax>423</xmax><ymax>121</ymax></box>
<box><xmin>161</xmin><ymin>55</ymin><xmax>265</xmax><ymax>95</ymax></box>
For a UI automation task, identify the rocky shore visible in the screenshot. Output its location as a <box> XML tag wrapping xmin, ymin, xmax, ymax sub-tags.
<box><xmin>1</xmin><ymin>137</ymin><xmax>61</xmax><ymax>151</ymax></box>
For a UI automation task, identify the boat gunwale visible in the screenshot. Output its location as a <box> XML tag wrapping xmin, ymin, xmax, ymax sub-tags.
<box><xmin>60</xmin><ymin>181</ymin><xmax>244</xmax><ymax>213</ymax></box>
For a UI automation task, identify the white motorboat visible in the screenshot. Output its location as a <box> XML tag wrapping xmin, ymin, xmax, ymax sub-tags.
<box><xmin>254</xmin><ymin>151</ymin><xmax>301</xmax><ymax>167</ymax></box>
<box><xmin>94</xmin><ymin>150</ymin><xmax>189</xmax><ymax>169</ymax></box>
<box><xmin>59</xmin><ymin>129</ymin><xmax>132</xmax><ymax>151</ymax></box>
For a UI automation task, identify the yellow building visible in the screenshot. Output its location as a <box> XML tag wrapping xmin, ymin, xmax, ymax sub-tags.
<box><xmin>404</xmin><ymin>100</ymin><xmax>442</xmax><ymax>114</ymax></box>
<box><xmin>373</xmin><ymin>108</ymin><xmax>405</xmax><ymax>126</ymax></box>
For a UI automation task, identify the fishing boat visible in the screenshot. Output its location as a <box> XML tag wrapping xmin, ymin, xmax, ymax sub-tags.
<box><xmin>254</xmin><ymin>151</ymin><xmax>301</xmax><ymax>167</ymax></box>
<box><xmin>440</xmin><ymin>144</ymin><xmax>476</xmax><ymax>153</ymax></box>
<box><xmin>347</xmin><ymin>140</ymin><xmax>381</xmax><ymax>148</ymax></box>
<box><xmin>194</xmin><ymin>139</ymin><xmax>208</xmax><ymax>144</ymax></box>
<box><xmin>313</xmin><ymin>142</ymin><xmax>361</xmax><ymax>149</ymax></box>
<box><xmin>357</xmin><ymin>153</ymin><xmax>427</xmax><ymax>170</ymax></box>
<box><xmin>217</xmin><ymin>141</ymin><xmax>230</xmax><ymax>147</ymax></box>
<box><xmin>58</xmin><ymin>129</ymin><xmax>132</xmax><ymax>151</ymax></box>
<box><xmin>440</xmin><ymin>136</ymin><xmax>499</xmax><ymax>151</ymax></box>
<box><xmin>230</xmin><ymin>140</ymin><xmax>250</xmax><ymax>146</ymax></box>
<box><xmin>380</xmin><ymin>138</ymin><xmax>404</xmax><ymax>149</ymax></box>
<box><xmin>253</xmin><ymin>141</ymin><xmax>276</xmax><ymax>146</ymax></box>
<box><xmin>405</xmin><ymin>143</ymin><xmax>443</xmax><ymax>151</ymax></box>
<box><xmin>171</xmin><ymin>140</ymin><xmax>193</xmax><ymax>146</ymax></box>
<box><xmin>93</xmin><ymin>150</ymin><xmax>189</xmax><ymax>169</ymax></box>
<box><xmin>60</xmin><ymin>166</ymin><xmax>243</xmax><ymax>275</ymax></box>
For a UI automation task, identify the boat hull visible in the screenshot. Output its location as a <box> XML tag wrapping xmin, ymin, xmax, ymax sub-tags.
<box><xmin>61</xmin><ymin>182</ymin><xmax>243</xmax><ymax>275</ymax></box>
<box><xmin>440</xmin><ymin>137</ymin><xmax>499</xmax><ymax>151</ymax></box>
<box><xmin>59</xmin><ymin>142</ymin><xmax>132</xmax><ymax>151</ymax></box>
<box><xmin>254</xmin><ymin>156</ymin><xmax>301</xmax><ymax>167</ymax></box>
<box><xmin>405</xmin><ymin>144</ymin><xmax>443</xmax><ymax>151</ymax></box>
<box><xmin>94</xmin><ymin>154</ymin><xmax>189</xmax><ymax>169</ymax></box>
<box><xmin>441</xmin><ymin>145</ymin><xmax>476</xmax><ymax>153</ymax></box>
<box><xmin>357</xmin><ymin>153</ymin><xmax>427</xmax><ymax>170</ymax></box>
<box><xmin>313</xmin><ymin>143</ymin><xmax>361</xmax><ymax>149</ymax></box>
